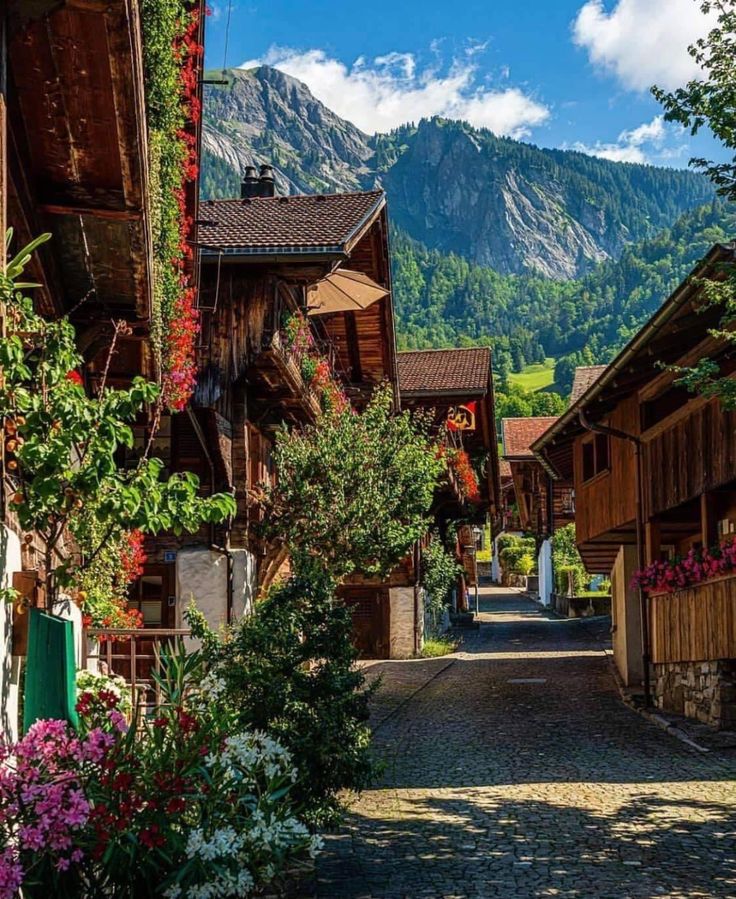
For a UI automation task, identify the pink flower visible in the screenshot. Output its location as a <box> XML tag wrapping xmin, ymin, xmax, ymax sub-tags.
<box><xmin>0</xmin><ymin>848</ymin><xmax>23</xmax><ymax>899</ymax></box>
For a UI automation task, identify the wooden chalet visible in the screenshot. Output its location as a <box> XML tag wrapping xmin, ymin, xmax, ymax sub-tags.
<box><xmin>181</xmin><ymin>179</ymin><xmax>398</xmax><ymax>629</ymax></box>
<box><xmin>534</xmin><ymin>243</ymin><xmax>736</xmax><ymax>727</ymax></box>
<box><xmin>398</xmin><ymin>347</ymin><xmax>502</xmax><ymax>617</ymax></box>
<box><xmin>1</xmin><ymin>1</ymin><xmax>207</xmax><ymax>734</ymax></box>
<box><xmin>500</xmin><ymin>416</ymin><xmax>574</xmax><ymax>603</ymax></box>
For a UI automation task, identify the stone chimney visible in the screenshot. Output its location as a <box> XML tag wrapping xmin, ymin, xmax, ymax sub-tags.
<box><xmin>257</xmin><ymin>164</ymin><xmax>276</xmax><ymax>198</ymax></box>
<box><xmin>241</xmin><ymin>165</ymin><xmax>260</xmax><ymax>199</ymax></box>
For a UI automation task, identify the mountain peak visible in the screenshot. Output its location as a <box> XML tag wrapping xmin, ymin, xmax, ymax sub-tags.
<box><xmin>201</xmin><ymin>67</ymin><xmax>714</xmax><ymax>279</ymax></box>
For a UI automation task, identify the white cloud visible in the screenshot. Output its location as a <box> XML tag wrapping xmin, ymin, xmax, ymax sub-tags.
<box><xmin>240</xmin><ymin>47</ymin><xmax>549</xmax><ymax>137</ymax></box>
<box><xmin>572</xmin><ymin>0</ymin><xmax>718</xmax><ymax>91</ymax></box>
<box><xmin>568</xmin><ymin>114</ymin><xmax>670</xmax><ymax>164</ymax></box>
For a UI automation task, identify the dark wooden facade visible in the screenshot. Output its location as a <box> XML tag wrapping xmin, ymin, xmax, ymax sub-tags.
<box><xmin>190</xmin><ymin>192</ymin><xmax>398</xmax><ymax>593</ymax></box>
<box><xmin>502</xmin><ymin>417</ymin><xmax>574</xmax><ymax>544</ymax></box>
<box><xmin>2</xmin><ymin>0</ymin><xmax>206</xmax><ymax>623</ymax></box>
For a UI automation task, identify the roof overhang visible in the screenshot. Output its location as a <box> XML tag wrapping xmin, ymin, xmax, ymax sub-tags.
<box><xmin>532</xmin><ymin>242</ymin><xmax>736</xmax><ymax>476</ymax></box>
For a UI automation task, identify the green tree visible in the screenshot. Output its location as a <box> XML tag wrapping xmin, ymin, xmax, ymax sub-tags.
<box><xmin>652</xmin><ymin>1</ymin><xmax>736</xmax><ymax>406</ymax></box>
<box><xmin>260</xmin><ymin>383</ymin><xmax>444</xmax><ymax>584</ymax></box>
<box><xmin>0</xmin><ymin>234</ymin><xmax>236</xmax><ymax>606</ymax></box>
<box><xmin>653</xmin><ymin>1</ymin><xmax>736</xmax><ymax>202</ymax></box>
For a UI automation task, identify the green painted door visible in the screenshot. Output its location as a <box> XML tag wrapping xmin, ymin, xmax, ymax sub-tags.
<box><xmin>23</xmin><ymin>609</ymin><xmax>79</xmax><ymax>732</ymax></box>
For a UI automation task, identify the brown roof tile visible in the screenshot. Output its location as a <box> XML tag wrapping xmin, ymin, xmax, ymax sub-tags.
<box><xmin>398</xmin><ymin>348</ymin><xmax>491</xmax><ymax>394</ymax></box>
<box><xmin>502</xmin><ymin>417</ymin><xmax>558</xmax><ymax>458</ymax></box>
<box><xmin>499</xmin><ymin>459</ymin><xmax>512</xmax><ymax>479</ymax></box>
<box><xmin>198</xmin><ymin>191</ymin><xmax>385</xmax><ymax>253</ymax></box>
<box><xmin>570</xmin><ymin>365</ymin><xmax>607</xmax><ymax>405</ymax></box>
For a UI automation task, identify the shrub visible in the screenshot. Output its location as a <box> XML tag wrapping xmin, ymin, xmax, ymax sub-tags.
<box><xmin>188</xmin><ymin>571</ymin><xmax>377</xmax><ymax>829</ymax></box>
<box><xmin>552</xmin><ymin>523</ymin><xmax>588</xmax><ymax>596</ymax></box>
<box><xmin>500</xmin><ymin>536</ymin><xmax>537</xmax><ymax>574</ymax></box>
<box><xmin>0</xmin><ymin>646</ymin><xmax>316</xmax><ymax>898</ymax></box>
<box><xmin>421</xmin><ymin>531</ymin><xmax>461</xmax><ymax>635</ymax></box>
<box><xmin>517</xmin><ymin>553</ymin><xmax>536</xmax><ymax>576</ymax></box>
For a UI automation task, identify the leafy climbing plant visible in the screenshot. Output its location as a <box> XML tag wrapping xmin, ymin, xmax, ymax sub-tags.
<box><xmin>653</xmin><ymin>0</ymin><xmax>736</xmax><ymax>405</ymax></box>
<box><xmin>0</xmin><ymin>232</ymin><xmax>235</xmax><ymax>609</ymax></box>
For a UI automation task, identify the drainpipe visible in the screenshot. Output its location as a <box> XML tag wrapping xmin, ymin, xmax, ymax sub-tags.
<box><xmin>187</xmin><ymin>407</ymin><xmax>235</xmax><ymax>623</ymax></box>
<box><xmin>413</xmin><ymin>541</ymin><xmax>421</xmax><ymax>655</ymax></box>
<box><xmin>578</xmin><ymin>410</ymin><xmax>652</xmax><ymax>707</ymax></box>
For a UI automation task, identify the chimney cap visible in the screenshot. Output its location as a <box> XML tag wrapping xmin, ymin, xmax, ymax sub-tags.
<box><xmin>243</xmin><ymin>164</ymin><xmax>258</xmax><ymax>181</ymax></box>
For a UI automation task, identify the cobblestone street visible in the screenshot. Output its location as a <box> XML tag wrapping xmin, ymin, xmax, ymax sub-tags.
<box><xmin>310</xmin><ymin>587</ymin><xmax>736</xmax><ymax>898</ymax></box>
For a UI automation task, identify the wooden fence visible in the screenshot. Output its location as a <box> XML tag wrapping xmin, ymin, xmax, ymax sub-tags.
<box><xmin>650</xmin><ymin>574</ymin><xmax>736</xmax><ymax>663</ymax></box>
<box><xmin>83</xmin><ymin>628</ymin><xmax>191</xmax><ymax>716</ymax></box>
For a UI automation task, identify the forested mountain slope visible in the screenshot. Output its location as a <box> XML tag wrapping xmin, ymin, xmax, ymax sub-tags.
<box><xmin>392</xmin><ymin>200</ymin><xmax>736</xmax><ymax>369</ymax></box>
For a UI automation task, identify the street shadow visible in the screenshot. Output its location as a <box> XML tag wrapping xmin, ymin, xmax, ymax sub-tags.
<box><xmin>369</xmin><ymin>651</ymin><xmax>736</xmax><ymax>789</ymax></box>
<box><xmin>314</xmin><ymin>790</ymin><xmax>736</xmax><ymax>898</ymax></box>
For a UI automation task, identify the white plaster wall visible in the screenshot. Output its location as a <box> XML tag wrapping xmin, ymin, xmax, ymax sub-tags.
<box><xmin>390</xmin><ymin>586</ymin><xmax>419</xmax><ymax>659</ymax></box>
<box><xmin>231</xmin><ymin>549</ymin><xmax>257</xmax><ymax>621</ymax></box>
<box><xmin>176</xmin><ymin>546</ymin><xmax>257</xmax><ymax>638</ymax></box>
<box><xmin>538</xmin><ymin>539</ymin><xmax>553</xmax><ymax>607</ymax></box>
<box><xmin>611</xmin><ymin>545</ymin><xmax>644</xmax><ymax>687</ymax></box>
<box><xmin>491</xmin><ymin>535</ymin><xmax>502</xmax><ymax>583</ymax></box>
<box><xmin>0</xmin><ymin>525</ymin><xmax>21</xmax><ymax>742</ymax></box>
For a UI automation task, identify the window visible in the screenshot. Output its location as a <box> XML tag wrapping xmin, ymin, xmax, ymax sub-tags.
<box><xmin>582</xmin><ymin>442</ymin><xmax>595</xmax><ymax>482</ymax></box>
<box><xmin>581</xmin><ymin>434</ymin><xmax>610</xmax><ymax>483</ymax></box>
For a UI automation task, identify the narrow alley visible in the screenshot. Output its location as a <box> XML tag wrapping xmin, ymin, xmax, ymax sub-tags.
<box><xmin>310</xmin><ymin>587</ymin><xmax>736</xmax><ymax>899</ymax></box>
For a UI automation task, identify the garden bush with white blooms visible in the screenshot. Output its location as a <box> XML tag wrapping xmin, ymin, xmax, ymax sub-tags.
<box><xmin>0</xmin><ymin>644</ymin><xmax>318</xmax><ymax>898</ymax></box>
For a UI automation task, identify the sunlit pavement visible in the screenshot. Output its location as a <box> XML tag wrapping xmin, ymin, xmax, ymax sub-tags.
<box><xmin>307</xmin><ymin>585</ymin><xmax>736</xmax><ymax>898</ymax></box>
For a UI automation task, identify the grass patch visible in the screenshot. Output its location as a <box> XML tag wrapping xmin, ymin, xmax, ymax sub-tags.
<box><xmin>420</xmin><ymin>637</ymin><xmax>459</xmax><ymax>658</ymax></box>
<box><xmin>508</xmin><ymin>357</ymin><xmax>556</xmax><ymax>393</ymax></box>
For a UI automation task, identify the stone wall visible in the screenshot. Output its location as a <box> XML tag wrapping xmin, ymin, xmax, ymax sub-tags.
<box><xmin>654</xmin><ymin>659</ymin><xmax>736</xmax><ymax>729</ymax></box>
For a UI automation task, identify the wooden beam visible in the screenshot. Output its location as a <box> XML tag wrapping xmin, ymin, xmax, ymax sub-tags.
<box><xmin>701</xmin><ymin>492</ymin><xmax>718</xmax><ymax>548</ymax></box>
<box><xmin>39</xmin><ymin>203</ymin><xmax>142</xmax><ymax>221</ymax></box>
<box><xmin>645</xmin><ymin>520</ymin><xmax>661</xmax><ymax>566</ymax></box>
<box><xmin>344</xmin><ymin>311</ymin><xmax>363</xmax><ymax>383</ymax></box>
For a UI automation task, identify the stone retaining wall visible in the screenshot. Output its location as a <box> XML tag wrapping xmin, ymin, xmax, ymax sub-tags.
<box><xmin>654</xmin><ymin>659</ymin><xmax>736</xmax><ymax>729</ymax></box>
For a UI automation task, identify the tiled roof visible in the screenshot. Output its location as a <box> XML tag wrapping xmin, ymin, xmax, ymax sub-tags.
<box><xmin>499</xmin><ymin>459</ymin><xmax>512</xmax><ymax>479</ymax></box>
<box><xmin>502</xmin><ymin>417</ymin><xmax>558</xmax><ymax>458</ymax></box>
<box><xmin>570</xmin><ymin>365</ymin><xmax>607</xmax><ymax>405</ymax></box>
<box><xmin>198</xmin><ymin>190</ymin><xmax>385</xmax><ymax>252</ymax></box>
<box><xmin>398</xmin><ymin>347</ymin><xmax>491</xmax><ymax>394</ymax></box>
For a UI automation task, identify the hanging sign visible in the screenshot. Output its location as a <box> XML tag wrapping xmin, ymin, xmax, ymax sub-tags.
<box><xmin>447</xmin><ymin>402</ymin><xmax>477</xmax><ymax>431</ymax></box>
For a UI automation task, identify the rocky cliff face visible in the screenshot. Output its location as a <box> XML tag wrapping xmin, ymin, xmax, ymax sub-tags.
<box><xmin>203</xmin><ymin>66</ymin><xmax>374</xmax><ymax>195</ymax></box>
<box><xmin>202</xmin><ymin>67</ymin><xmax>714</xmax><ymax>279</ymax></box>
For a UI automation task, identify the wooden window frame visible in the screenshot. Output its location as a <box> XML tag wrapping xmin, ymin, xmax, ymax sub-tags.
<box><xmin>581</xmin><ymin>433</ymin><xmax>611</xmax><ymax>484</ymax></box>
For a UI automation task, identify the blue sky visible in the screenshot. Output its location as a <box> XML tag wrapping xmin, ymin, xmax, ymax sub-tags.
<box><xmin>204</xmin><ymin>0</ymin><xmax>726</xmax><ymax>168</ymax></box>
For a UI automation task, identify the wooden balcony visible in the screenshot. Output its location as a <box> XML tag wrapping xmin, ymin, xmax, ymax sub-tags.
<box><xmin>650</xmin><ymin>574</ymin><xmax>736</xmax><ymax>664</ymax></box>
<box><xmin>250</xmin><ymin>331</ymin><xmax>323</xmax><ymax>424</ymax></box>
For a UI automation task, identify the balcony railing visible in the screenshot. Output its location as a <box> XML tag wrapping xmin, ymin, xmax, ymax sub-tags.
<box><xmin>649</xmin><ymin>573</ymin><xmax>736</xmax><ymax>664</ymax></box>
<box><xmin>83</xmin><ymin>628</ymin><xmax>191</xmax><ymax>716</ymax></box>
